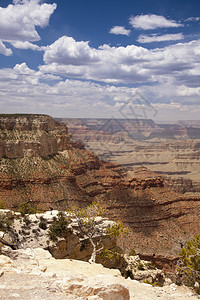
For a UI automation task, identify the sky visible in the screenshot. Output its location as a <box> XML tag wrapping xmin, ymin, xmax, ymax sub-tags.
<box><xmin>0</xmin><ymin>0</ymin><xmax>200</xmax><ymax>121</ymax></box>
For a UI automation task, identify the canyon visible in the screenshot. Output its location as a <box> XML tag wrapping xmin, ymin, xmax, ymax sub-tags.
<box><xmin>0</xmin><ymin>114</ymin><xmax>200</xmax><ymax>267</ymax></box>
<box><xmin>60</xmin><ymin>118</ymin><xmax>200</xmax><ymax>194</ymax></box>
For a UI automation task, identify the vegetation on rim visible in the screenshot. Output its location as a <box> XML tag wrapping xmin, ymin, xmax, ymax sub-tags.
<box><xmin>66</xmin><ymin>202</ymin><xmax>128</xmax><ymax>263</ymax></box>
<box><xmin>176</xmin><ymin>234</ymin><xmax>200</xmax><ymax>294</ymax></box>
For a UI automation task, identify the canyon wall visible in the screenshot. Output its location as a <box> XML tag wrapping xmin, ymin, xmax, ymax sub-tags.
<box><xmin>0</xmin><ymin>114</ymin><xmax>125</xmax><ymax>210</ymax></box>
<box><xmin>1</xmin><ymin>115</ymin><xmax>200</xmax><ymax>264</ymax></box>
<box><xmin>60</xmin><ymin>118</ymin><xmax>200</xmax><ymax>194</ymax></box>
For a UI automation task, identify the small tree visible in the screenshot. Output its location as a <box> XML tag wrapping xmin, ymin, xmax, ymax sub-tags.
<box><xmin>48</xmin><ymin>212</ymin><xmax>68</xmax><ymax>241</ymax></box>
<box><xmin>176</xmin><ymin>234</ymin><xmax>200</xmax><ymax>294</ymax></box>
<box><xmin>67</xmin><ymin>202</ymin><xmax>127</xmax><ymax>263</ymax></box>
<box><xmin>0</xmin><ymin>213</ymin><xmax>18</xmax><ymax>250</ymax></box>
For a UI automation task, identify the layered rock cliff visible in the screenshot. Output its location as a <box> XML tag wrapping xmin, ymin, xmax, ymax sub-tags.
<box><xmin>97</xmin><ymin>166</ymin><xmax>200</xmax><ymax>267</ymax></box>
<box><xmin>0</xmin><ymin>114</ymin><xmax>125</xmax><ymax>210</ymax></box>
<box><xmin>59</xmin><ymin>118</ymin><xmax>200</xmax><ymax>193</ymax></box>
<box><xmin>58</xmin><ymin>118</ymin><xmax>200</xmax><ymax>142</ymax></box>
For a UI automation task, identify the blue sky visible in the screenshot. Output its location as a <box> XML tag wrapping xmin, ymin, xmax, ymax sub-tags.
<box><xmin>0</xmin><ymin>0</ymin><xmax>200</xmax><ymax>121</ymax></box>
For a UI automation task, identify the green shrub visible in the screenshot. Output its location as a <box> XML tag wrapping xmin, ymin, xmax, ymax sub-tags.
<box><xmin>106</xmin><ymin>221</ymin><xmax>128</xmax><ymax>238</ymax></box>
<box><xmin>47</xmin><ymin>212</ymin><xmax>68</xmax><ymax>241</ymax></box>
<box><xmin>176</xmin><ymin>234</ymin><xmax>200</xmax><ymax>294</ymax></box>
<box><xmin>100</xmin><ymin>248</ymin><xmax>121</xmax><ymax>263</ymax></box>
<box><xmin>145</xmin><ymin>261</ymin><xmax>157</xmax><ymax>270</ymax></box>
<box><xmin>17</xmin><ymin>202</ymin><xmax>43</xmax><ymax>216</ymax></box>
<box><xmin>143</xmin><ymin>279</ymin><xmax>162</xmax><ymax>287</ymax></box>
<box><xmin>17</xmin><ymin>202</ymin><xmax>36</xmax><ymax>216</ymax></box>
<box><xmin>0</xmin><ymin>215</ymin><xmax>12</xmax><ymax>232</ymax></box>
<box><xmin>0</xmin><ymin>199</ymin><xmax>6</xmax><ymax>209</ymax></box>
<box><xmin>39</xmin><ymin>220</ymin><xmax>47</xmax><ymax>230</ymax></box>
<box><xmin>137</xmin><ymin>262</ymin><xmax>145</xmax><ymax>270</ymax></box>
<box><xmin>129</xmin><ymin>249</ymin><xmax>136</xmax><ymax>256</ymax></box>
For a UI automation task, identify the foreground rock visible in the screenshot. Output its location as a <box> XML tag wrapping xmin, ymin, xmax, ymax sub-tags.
<box><xmin>0</xmin><ymin>209</ymin><xmax>126</xmax><ymax>271</ymax></box>
<box><xmin>0</xmin><ymin>209</ymin><xmax>174</xmax><ymax>286</ymax></box>
<box><xmin>0</xmin><ymin>247</ymin><xmax>198</xmax><ymax>300</ymax></box>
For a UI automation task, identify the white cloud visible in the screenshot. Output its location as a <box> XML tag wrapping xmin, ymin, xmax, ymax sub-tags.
<box><xmin>177</xmin><ymin>85</ymin><xmax>200</xmax><ymax>96</ymax></box>
<box><xmin>129</xmin><ymin>14</ymin><xmax>182</xmax><ymax>30</ymax></box>
<box><xmin>41</xmin><ymin>35</ymin><xmax>200</xmax><ymax>89</ymax></box>
<box><xmin>0</xmin><ymin>0</ymin><xmax>56</xmax><ymax>55</ymax></box>
<box><xmin>138</xmin><ymin>33</ymin><xmax>184</xmax><ymax>43</ymax></box>
<box><xmin>0</xmin><ymin>63</ymin><xmax>200</xmax><ymax>120</ymax></box>
<box><xmin>42</xmin><ymin>36</ymin><xmax>150</xmax><ymax>83</ymax></box>
<box><xmin>109</xmin><ymin>26</ymin><xmax>131</xmax><ymax>36</ymax></box>
<box><xmin>13</xmin><ymin>62</ymin><xmax>35</xmax><ymax>75</ymax></box>
<box><xmin>0</xmin><ymin>64</ymin><xmax>140</xmax><ymax>117</ymax></box>
<box><xmin>185</xmin><ymin>17</ymin><xmax>200</xmax><ymax>22</ymax></box>
<box><xmin>0</xmin><ymin>40</ymin><xmax>12</xmax><ymax>55</ymax></box>
<box><xmin>11</xmin><ymin>41</ymin><xmax>42</xmax><ymax>51</ymax></box>
<box><xmin>0</xmin><ymin>0</ymin><xmax>56</xmax><ymax>41</ymax></box>
<box><xmin>43</xmin><ymin>36</ymin><xmax>99</xmax><ymax>65</ymax></box>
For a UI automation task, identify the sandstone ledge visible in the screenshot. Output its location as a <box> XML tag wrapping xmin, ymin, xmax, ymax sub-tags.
<box><xmin>0</xmin><ymin>247</ymin><xmax>198</xmax><ymax>300</ymax></box>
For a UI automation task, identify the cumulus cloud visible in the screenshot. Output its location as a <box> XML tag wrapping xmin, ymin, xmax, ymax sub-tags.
<box><xmin>43</xmin><ymin>36</ymin><xmax>99</xmax><ymax>65</ymax></box>
<box><xmin>0</xmin><ymin>0</ymin><xmax>56</xmax><ymax>55</ymax></box>
<box><xmin>109</xmin><ymin>26</ymin><xmax>131</xmax><ymax>36</ymax></box>
<box><xmin>129</xmin><ymin>14</ymin><xmax>182</xmax><ymax>30</ymax></box>
<box><xmin>1</xmin><ymin>63</ymin><xmax>200</xmax><ymax>120</ymax></box>
<box><xmin>137</xmin><ymin>33</ymin><xmax>184</xmax><ymax>43</ymax></box>
<box><xmin>0</xmin><ymin>63</ymin><xmax>141</xmax><ymax>117</ymax></box>
<box><xmin>41</xmin><ymin>35</ymin><xmax>200</xmax><ymax>89</ymax></box>
<box><xmin>42</xmin><ymin>36</ymin><xmax>151</xmax><ymax>83</ymax></box>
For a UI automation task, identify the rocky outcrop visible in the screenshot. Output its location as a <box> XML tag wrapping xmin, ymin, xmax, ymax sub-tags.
<box><xmin>0</xmin><ymin>114</ymin><xmax>125</xmax><ymax>210</ymax></box>
<box><xmin>124</xmin><ymin>254</ymin><xmax>166</xmax><ymax>284</ymax></box>
<box><xmin>0</xmin><ymin>114</ymin><xmax>72</xmax><ymax>158</ymax></box>
<box><xmin>0</xmin><ymin>247</ymin><xmax>198</xmax><ymax>300</ymax></box>
<box><xmin>0</xmin><ymin>209</ymin><xmax>125</xmax><ymax>271</ymax></box>
<box><xmin>0</xmin><ymin>247</ymin><xmax>130</xmax><ymax>300</ymax></box>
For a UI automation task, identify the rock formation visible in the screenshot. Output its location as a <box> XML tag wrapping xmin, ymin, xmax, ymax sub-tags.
<box><xmin>0</xmin><ymin>208</ymin><xmax>126</xmax><ymax>271</ymax></box>
<box><xmin>60</xmin><ymin>118</ymin><xmax>200</xmax><ymax>194</ymax></box>
<box><xmin>58</xmin><ymin>118</ymin><xmax>200</xmax><ymax>142</ymax></box>
<box><xmin>0</xmin><ymin>247</ymin><xmax>198</xmax><ymax>300</ymax></box>
<box><xmin>99</xmin><ymin>167</ymin><xmax>200</xmax><ymax>271</ymax></box>
<box><xmin>0</xmin><ymin>114</ymin><xmax>125</xmax><ymax>210</ymax></box>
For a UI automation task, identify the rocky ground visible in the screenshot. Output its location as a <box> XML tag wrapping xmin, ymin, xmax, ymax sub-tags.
<box><xmin>0</xmin><ymin>208</ymin><xmax>200</xmax><ymax>300</ymax></box>
<box><xmin>0</xmin><ymin>247</ymin><xmax>199</xmax><ymax>300</ymax></box>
